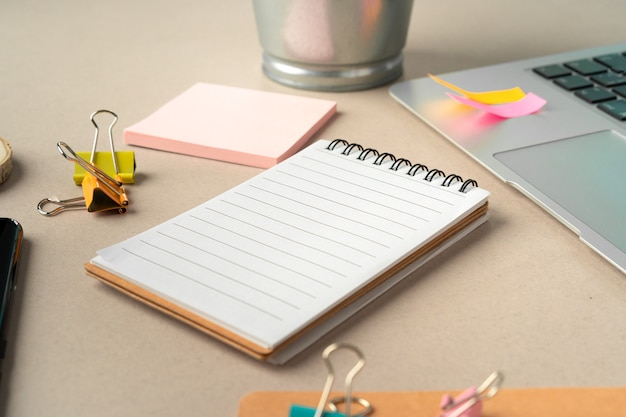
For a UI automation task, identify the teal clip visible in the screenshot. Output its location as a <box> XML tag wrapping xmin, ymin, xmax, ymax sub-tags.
<box><xmin>289</xmin><ymin>343</ymin><xmax>372</xmax><ymax>417</ymax></box>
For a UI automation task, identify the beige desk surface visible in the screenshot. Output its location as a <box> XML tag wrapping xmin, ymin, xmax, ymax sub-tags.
<box><xmin>1</xmin><ymin>1</ymin><xmax>626</xmax><ymax>416</ymax></box>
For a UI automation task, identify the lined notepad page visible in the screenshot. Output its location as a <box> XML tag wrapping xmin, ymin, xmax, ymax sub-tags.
<box><xmin>92</xmin><ymin>140</ymin><xmax>489</xmax><ymax>348</ymax></box>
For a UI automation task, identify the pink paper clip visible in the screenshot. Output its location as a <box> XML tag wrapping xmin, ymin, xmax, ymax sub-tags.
<box><xmin>438</xmin><ymin>371</ymin><xmax>503</xmax><ymax>417</ymax></box>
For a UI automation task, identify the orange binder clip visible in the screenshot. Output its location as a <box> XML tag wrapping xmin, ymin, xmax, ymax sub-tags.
<box><xmin>37</xmin><ymin>141</ymin><xmax>129</xmax><ymax>216</ymax></box>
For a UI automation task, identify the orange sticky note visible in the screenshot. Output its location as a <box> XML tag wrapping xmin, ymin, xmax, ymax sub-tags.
<box><xmin>429</xmin><ymin>74</ymin><xmax>526</xmax><ymax>104</ymax></box>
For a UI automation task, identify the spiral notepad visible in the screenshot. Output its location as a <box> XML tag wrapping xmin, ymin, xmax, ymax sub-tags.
<box><xmin>85</xmin><ymin>139</ymin><xmax>490</xmax><ymax>364</ymax></box>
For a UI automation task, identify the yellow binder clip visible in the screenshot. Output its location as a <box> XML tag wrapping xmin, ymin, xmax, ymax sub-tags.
<box><xmin>72</xmin><ymin>110</ymin><xmax>135</xmax><ymax>185</ymax></box>
<box><xmin>37</xmin><ymin>141</ymin><xmax>129</xmax><ymax>216</ymax></box>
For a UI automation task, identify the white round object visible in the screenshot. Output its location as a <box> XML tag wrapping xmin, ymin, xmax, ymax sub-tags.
<box><xmin>0</xmin><ymin>137</ymin><xmax>13</xmax><ymax>184</ymax></box>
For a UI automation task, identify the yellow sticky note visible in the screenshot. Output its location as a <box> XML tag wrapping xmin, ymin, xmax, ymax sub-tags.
<box><xmin>429</xmin><ymin>74</ymin><xmax>526</xmax><ymax>104</ymax></box>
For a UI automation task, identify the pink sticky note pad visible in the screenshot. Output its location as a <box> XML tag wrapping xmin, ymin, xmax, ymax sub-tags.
<box><xmin>123</xmin><ymin>83</ymin><xmax>336</xmax><ymax>168</ymax></box>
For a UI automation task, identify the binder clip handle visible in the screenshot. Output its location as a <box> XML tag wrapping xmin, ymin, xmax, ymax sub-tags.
<box><xmin>37</xmin><ymin>196</ymin><xmax>86</xmax><ymax>216</ymax></box>
<box><xmin>90</xmin><ymin>109</ymin><xmax>119</xmax><ymax>173</ymax></box>
<box><xmin>314</xmin><ymin>343</ymin><xmax>367</xmax><ymax>417</ymax></box>
<box><xmin>328</xmin><ymin>397</ymin><xmax>372</xmax><ymax>417</ymax></box>
<box><xmin>439</xmin><ymin>371</ymin><xmax>504</xmax><ymax>417</ymax></box>
<box><xmin>475</xmin><ymin>370</ymin><xmax>503</xmax><ymax>400</ymax></box>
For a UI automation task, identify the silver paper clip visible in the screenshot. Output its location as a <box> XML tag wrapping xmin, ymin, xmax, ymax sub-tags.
<box><xmin>439</xmin><ymin>371</ymin><xmax>504</xmax><ymax>417</ymax></box>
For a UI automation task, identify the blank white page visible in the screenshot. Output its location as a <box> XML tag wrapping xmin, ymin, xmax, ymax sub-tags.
<box><xmin>91</xmin><ymin>139</ymin><xmax>489</xmax><ymax>348</ymax></box>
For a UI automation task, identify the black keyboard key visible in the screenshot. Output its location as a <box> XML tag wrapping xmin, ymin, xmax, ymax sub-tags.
<box><xmin>614</xmin><ymin>85</ymin><xmax>626</xmax><ymax>98</ymax></box>
<box><xmin>598</xmin><ymin>99</ymin><xmax>626</xmax><ymax>120</ymax></box>
<box><xmin>554</xmin><ymin>74</ymin><xmax>593</xmax><ymax>90</ymax></box>
<box><xmin>594</xmin><ymin>53</ymin><xmax>626</xmax><ymax>73</ymax></box>
<box><xmin>565</xmin><ymin>59</ymin><xmax>608</xmax><ymax>75</ymax></box>
<box><xmin>533</xmin><ymin>64</ymin><xmax>571</xmax><ymax>79</ymax></box>
<box><xmin>574</xmin><ymin>87</ymin><xmax>616</xmax><ymax>103</ymax></box>
<box><xmin>532</xmin><ymin>56</ymin><xmax>626</xmax><ymax>121</ymax></box>
<box><xmin>591</xmin><ymin>72</ymin><xmax>626</xmax><ymax>87</ymax></box>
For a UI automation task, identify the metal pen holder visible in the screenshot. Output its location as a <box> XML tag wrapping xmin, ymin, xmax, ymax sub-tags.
<box><xmin>253</xmin><ymin>0</ymin><xmax>414</xmax><ymax>91</ymax></box>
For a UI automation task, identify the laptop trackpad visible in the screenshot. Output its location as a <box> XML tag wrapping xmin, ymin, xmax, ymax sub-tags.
<box><xmin>494</xmin><ymin>130</ymin><xmax>626</xmax><ymax>253</ymax></box>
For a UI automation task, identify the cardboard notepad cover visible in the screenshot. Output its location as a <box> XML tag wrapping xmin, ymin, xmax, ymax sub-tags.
<box><xmin>238</xmin><ymin>388</ymin><xmax>626</xmax><ymax>417</ymax></box>
<box><xmin>123</xmin><ymin>83</ymin><xmax>336</xmax><ymax>168</ymax></box>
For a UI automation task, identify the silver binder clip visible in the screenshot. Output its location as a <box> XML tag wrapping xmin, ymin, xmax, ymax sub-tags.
<box><xmin>438</xmin><ymin>371</ymin><xmax>504</xmax><ymax>417</ymax></box>
<box><xmin>288</xmin><ymin>343</ymin><xmax>372</xmax><ymax>417</ymax></box>
<box><xmin>318</xmin><ymin>343</ymin><xmax>371</xmax><ymax>417</ymax></box>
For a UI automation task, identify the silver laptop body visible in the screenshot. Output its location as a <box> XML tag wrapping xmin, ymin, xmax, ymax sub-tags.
<box><xmin>390</xmin><ymin>42</ymin><xmax>626</xmax><ymax>274</ymax></box>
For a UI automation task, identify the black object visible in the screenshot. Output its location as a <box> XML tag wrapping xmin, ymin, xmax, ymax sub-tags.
<box><xmin>0</xmin><ymin>218</ymin><xmax>23</xmax><ymax>373</ymax></box>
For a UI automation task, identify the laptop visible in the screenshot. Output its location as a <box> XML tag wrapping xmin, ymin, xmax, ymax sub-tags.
<box><xmin>389</xmin><ymin>42</ymin><xmax>626</xmax><ymax>274</ymax></box>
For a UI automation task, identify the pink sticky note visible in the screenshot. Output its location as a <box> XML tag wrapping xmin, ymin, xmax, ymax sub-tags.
<box><xmin>446</xmin><ymin>92</ymin><xmax>546</xmax><ymax>118</ymax></box>
<box><xmin>123</xmin><ymin>83</ymin><xmax>336</xmax><ymax>168</ymax></box>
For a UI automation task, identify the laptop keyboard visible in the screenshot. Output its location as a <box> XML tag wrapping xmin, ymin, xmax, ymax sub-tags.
<box><xmin>533</xmin><ymin>52</ymin><xmax>626</xmax><ymax>121</ymax></box>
